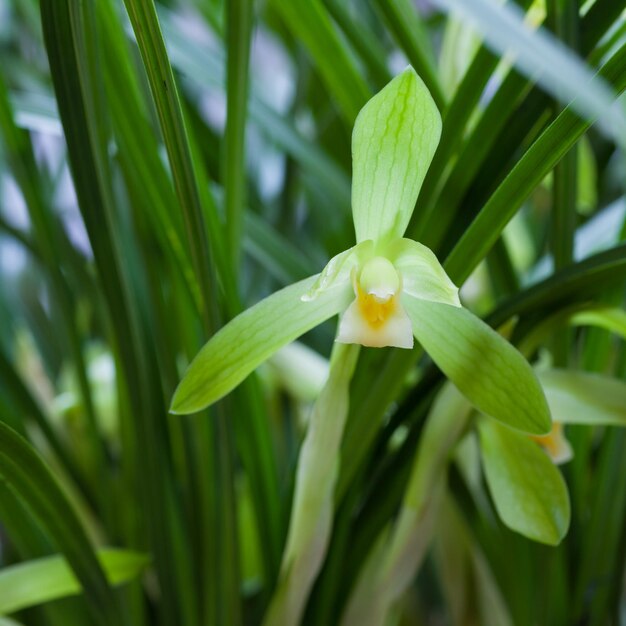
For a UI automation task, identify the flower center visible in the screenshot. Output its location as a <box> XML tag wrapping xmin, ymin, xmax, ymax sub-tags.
<box><xmin>356</xmin><ymin>257</ymin><xmax>401</xmax><ymax>329</ymax></box>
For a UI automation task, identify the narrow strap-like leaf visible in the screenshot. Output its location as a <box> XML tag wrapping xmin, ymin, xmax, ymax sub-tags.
<box><xmin>224</xmin><ymin>0</ymin><xmax>253</xmax><ymax>268</ymax></box>
<box><xmin>0</xmin><ymin>549</ymin><xmax>149</xmax><ymax>615</ymax></box>
<box><xmin>445</xmin><ymin>42</ymin><xmax>626</xmax><ymax>285</ymax></box>
<box><xmin>269</xmin><ymin>0</ymin><xmax>370</xmax><ymax>124</ymax></box>
<box><xmin>539</xmin><ymin>369</ymin><xmax>626</xmax><ymax>426</ymax></box>
<box><xmin>122</xmin><ymin>0</ymin><xmax>224</xmax><ymax>327</ymax></box>
<box><xmin>0</xmin><ymin>421</ymin><xmax>121</xmax><ymax>625</ymax></box>
<box><xmin>431</xmin><ymin>0</ymin><xmax>626</xmax><ymax>144</ymax></box>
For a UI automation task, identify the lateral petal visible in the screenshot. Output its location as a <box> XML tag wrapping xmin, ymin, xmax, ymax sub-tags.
<box><xmin>385</xmin><ymin>238</ymin><xmax>460</xmax><ymax>306</ymax></box>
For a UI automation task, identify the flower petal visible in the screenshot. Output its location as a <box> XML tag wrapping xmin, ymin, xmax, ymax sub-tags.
<box><xmin>171</xmin><ymin>275</ymin><xmax>352</xmax><ymax>414</ymax></box>
<box><xmin>302</xmin><ymin>240</ymin><xmax>373</xmax><ymax>301</ymax></box>
<box><xmin>531</xmin><ymin>422</ymin><xmax>573</xmax><ymax>465</ymax></box>
<box><xmin>479</xmin><ymin>418</ymin><xmax>570</xmax><ymax>545</ymax></box>
<box><xmin>386</xmin><ymin>238</ymin><xmax>460</xmax><ymax>306</ymax></box>
<box><xmin>351</xmin><ymin>67</ymin><xmax>442</xmax><ymax>244</ymax></box>
<box><xmin>336</xmin><ymin>298</ymin><xmax>413</xmax><ymax>349</ymax></box>
<box><xmin>403</xmin><ymin>297</ymin><xmax>551</xmax><ymax>434</ymax></box>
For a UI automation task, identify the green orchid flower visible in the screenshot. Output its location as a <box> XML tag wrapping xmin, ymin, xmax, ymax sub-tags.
<box><xmin>171</xmin><ymin>67</ymin><xmax>550</xmax><ymax>437</ymax></box>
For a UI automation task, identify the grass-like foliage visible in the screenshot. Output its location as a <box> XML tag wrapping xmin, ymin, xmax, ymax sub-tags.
<box><xmin>0</xmin><ymin>0</ymin><xmax>625</xmax><ymax>624</ymax></box>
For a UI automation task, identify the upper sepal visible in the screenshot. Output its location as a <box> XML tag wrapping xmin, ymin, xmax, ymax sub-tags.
<box><xmin>351</xmin><ymin>66</ymin><xmax>442</xmax><ymax>244</ymax></box>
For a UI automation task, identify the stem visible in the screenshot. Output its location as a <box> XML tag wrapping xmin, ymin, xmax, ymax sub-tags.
<box><xmin>342</xmin><ymin>383</ymin><xmax>471</xmax><ymax>625</ymax></box>
<box><xmin>263</xmin><ymin>343</ymin><xmax>360</xmax><ymax>626</ymax></box>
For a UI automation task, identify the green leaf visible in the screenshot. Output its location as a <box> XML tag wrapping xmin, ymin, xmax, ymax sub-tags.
<box><xmin>352</xmin><ymin>67</ymin><xmax>441</xmax><ymax>244</ymax></box>
<box><xmin>445</xmin><ymin>41</ymin><xmax>626</xmax><ymax>286</ymax></box>
<box><xmin>431</xmin><ymin>0</ymin><xmax>626</xmax><ymax>145</ymax></box>
<box><xmin>478</xmin><ymin>418</ymin><xmax>570</xmax><ymax>546</ymax></box>
<box><xmin>320</xmin><ymin>0</ymin><xmax>391</xmax><ymax>89</ymax></box>
<box><xmin>488</xmin><ymin>245</ymin><xmax>626</xmax><ymax>330</ymax></box>
<box><xmin>122</xmin><ymin>0</ymin><xmax>223</xmax><ymax>328</ymax></box>
<box><xmin>244</xmin><ymin>213</ymin><xmax>314</xmax><ymax>284</ymax></box>
<box><xmin>372</xmin><ymin>0</ymin><xmax>444</xmax><ymax>108</ymax></box>
<box><xmin>404</xmin><ymin>299</ymin><xmax>550</xmax><ymax>434</ymax></box>
<box><xmin>0</xmin><ymin>421</ymin><xmax>121</xmax><ymax>625</ymax></box>
<box><xmin>171</xmin><ymin>276</ymin><xmax>352</xmax><ymax>413</ymax></box>
<box><xmin>538</xmin><ymin>369</ymin><xmax>626</xmax><ymax>426</ymax></box>
<box><xmin>434</xmin><ymin>496</ymin><xmax>514</xmax><ymax>626</ymax></box>
<box><xmin>269</xmin><ymin>0</ymin><xmax>370</xmax><ymax>123</ymax></box>
<box><xmin>0</xmin><ymin>549</ymin><xmax>149</xmax><ymax>615</ymax></box>
<box><xmin>157</xmin><ymin>7</ymin><xmax>352</xmax><ymax>210</ymax></box>
<box><xmin>571</xmin><ymin>307</ymin><xmax>626</xmax><ymax>339</ymax></box>
<box><xmin>224</xmin><ymin>0</ymin><xmax>253</xmax><ymax>268</ymax></box>
<box><xmin>342</xmin><ymin>383</ymin><xmax>471</xmax><ymax>626</ymax></box>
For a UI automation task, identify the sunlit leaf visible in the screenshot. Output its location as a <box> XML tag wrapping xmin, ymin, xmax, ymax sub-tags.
<box><xmin>538</xmin><ymin>369</ymin><xmax>626</xmax><ymax>426</ymax></box>
<box><xmin>571</xmin><ymin>307</ymin><xmax>626</xmax><ymax>339</ymax></box>
<box><xmin>0</xmin><ymin>549</ymin><xmax>149</xmax><ymax>615</ymax></box>
<box><xmin>431</xmin><ymin>0</ymin><xmax>626</xmax><ymax>145</ymax></box>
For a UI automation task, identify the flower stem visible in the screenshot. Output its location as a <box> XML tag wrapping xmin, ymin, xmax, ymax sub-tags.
<box><xmin>264</xmin><ymin>343</ymin><xmax>360</xmax><ymax>626</ymax></box>
<box><xmin>342</xmin><ymin>383</ymin><xmax>471</xmax><ymax>625</ymax></box>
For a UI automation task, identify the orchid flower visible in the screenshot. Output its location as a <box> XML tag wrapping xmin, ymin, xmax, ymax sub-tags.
<box><xmin>171</xmin><ymin>67</ymin><xmax>550</xmax><ymax>437</ymax></box>
<box><xmin>531</xmin><ymin>422</ymin><xmax>573</xmax><ymax>464</ymax></box>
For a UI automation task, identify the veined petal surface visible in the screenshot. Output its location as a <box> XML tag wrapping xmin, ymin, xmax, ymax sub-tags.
<box><xmin>404</xmin><ymin>298</ymin><xmax>551</xmax><ymax>434</ymax></box>
<box><xmin>171</xmin><ymin>276</ymin><xmax>352</xmax><ymax>414</ymax></box>
<box><xmin>303</xmin><ymin>240</ymin><xmax>373</xmax><ymax>301</ymax></box>
<box><xmin>351</xmin><ymin>67</ymin><xmax>441</xmax><ymax>243</ymax></box>
<box><xmin>479</xmin><ymin>418</ymin><xmax>570</xmax><ymax>545</ymax></box>
<box><xmin>386</xmin><ymin>238</ymin><xmax>460</xmax><ymax>306</ymax></box>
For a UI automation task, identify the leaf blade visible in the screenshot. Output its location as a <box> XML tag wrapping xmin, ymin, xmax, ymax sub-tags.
<box><xmin>0</xmin><ymin>549</ymin><xmax>149</xmax><ymax>615</ymax></box>
<box><xmin>430</xmin><ymin>0</ymin><xmax>626</xmax><ymax>145</ymax></box>
<box><xmin>539</xmin><ymin>369</ymin><xmax>626</xmax><ymax>426</ymax></box>
<box><xmin>0</xmin><ymin>421</ymin><xmax>121</xmax><ymax>625</ymax></box>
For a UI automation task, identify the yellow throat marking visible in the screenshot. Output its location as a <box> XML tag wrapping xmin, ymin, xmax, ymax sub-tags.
<box><xmin>357</xmin><ymin>287</ymin><xmax>397</xmax><ymax>329</ymax></box>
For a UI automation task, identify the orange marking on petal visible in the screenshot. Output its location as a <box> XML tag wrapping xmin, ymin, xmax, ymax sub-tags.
<box><xmin>357</xmin><ymin>286</ymin><xmax>397</xmax><ymax>329</ymax></box>
<box><xmin>531</xmin><ymin>422</ymin><xmax>566</xmax><ymax>459</ymax></box>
